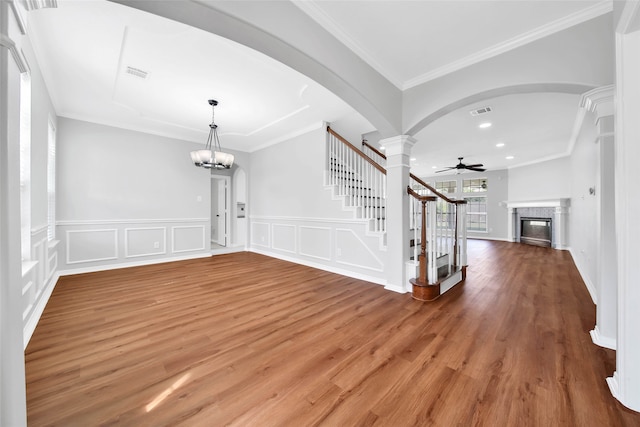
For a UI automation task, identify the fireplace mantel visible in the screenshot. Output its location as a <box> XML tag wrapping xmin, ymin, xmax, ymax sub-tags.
<box><xmin>504</xmin><ymin>198</ymin><xmax>570</xmax><ymax>250</ymax></box>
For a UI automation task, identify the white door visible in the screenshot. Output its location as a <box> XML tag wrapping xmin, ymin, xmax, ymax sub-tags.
<box><xmin>211</xmin><ymin>177</ymin><xmax>228</xmax><ymax>246</ymax></box>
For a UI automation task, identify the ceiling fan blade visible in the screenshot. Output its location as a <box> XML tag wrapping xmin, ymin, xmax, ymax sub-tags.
<box><xmin>466</xmin><ymin>167</ymin><xmax>486</xmax><ymax>172</ymax></box>
<box><xmin>464</xmin><ymin>163</ymin><xmax>483</xmax><ymax>168</ymax></box>
<box><xmin>435</xmin><ymin>167</ymin><xmax>455</xmax><ymax>173</ymax></box>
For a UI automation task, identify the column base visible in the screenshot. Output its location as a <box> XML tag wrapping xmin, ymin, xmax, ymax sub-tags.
<box><xmin>410</xmin><ymin>278</ymin><xmax>440</xmax><ymax>301</ymax></box>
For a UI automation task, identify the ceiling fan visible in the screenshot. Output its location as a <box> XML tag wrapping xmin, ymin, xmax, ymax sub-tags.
<box><xmin>436</xmin><ymin>157</ymin><xmax>486</xmax><ymax>173</ymax></box>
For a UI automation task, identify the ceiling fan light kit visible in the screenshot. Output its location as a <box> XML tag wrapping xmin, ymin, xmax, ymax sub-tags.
<box><xmin>190</xmin><ymin>99</ymin><xmax>234</xmax><ymax>170</ymax></box>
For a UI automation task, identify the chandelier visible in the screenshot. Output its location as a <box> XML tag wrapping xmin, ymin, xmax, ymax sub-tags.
<box><xmin>190</xmin><ymin>99</ymin><xmax>234</xmax><ymax>169</ymax></box>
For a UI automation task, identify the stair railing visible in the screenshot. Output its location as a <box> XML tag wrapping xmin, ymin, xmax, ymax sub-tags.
<box><xmin>409</xmin><ymin>174</ymin><xmax>467</xmax><ymax>273</ymax></box>
<box><xmin>362</xmin><ymin>140</ymin><xmax>387</xmax><ymax>167</ymax></box>
<box><xmin>407</xmin><ymin>187</ymin><xmax>438</xmax><ymax>285</ymax></box>
<box><xmin>326</xmin><ymin>127</ymin><xmax>387</xmax><ymax>233</ymax></box>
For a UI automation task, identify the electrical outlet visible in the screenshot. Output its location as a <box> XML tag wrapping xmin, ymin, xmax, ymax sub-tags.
<box><xmin>153</xmin><ymin>242</ymin><xmax>160</xmax><ymax>249</ymax></box>
<box><xmin>336</xmin><ymin>248</ymin><xmax>342</xmax><ymax>256</ymax></box>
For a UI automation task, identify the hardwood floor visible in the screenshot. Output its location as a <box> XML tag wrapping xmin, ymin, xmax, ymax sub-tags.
<box><xmin>26</xmin><ymin>240</ymin><xmax>640</xmax><ymax>426</ymax></box>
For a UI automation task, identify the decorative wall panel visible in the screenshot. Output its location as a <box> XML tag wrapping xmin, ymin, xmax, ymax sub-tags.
<box><xmin>66</xmin><ymin>229</ymin><xmax>118</xmax><ymax>264</ymax></box>
<box><xmin>125</xmin><ymin>227</ymin><xmax>166</xmax><ymax>258</ymax></box>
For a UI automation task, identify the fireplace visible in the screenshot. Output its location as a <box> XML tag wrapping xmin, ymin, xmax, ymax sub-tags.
<box><xmin>505</xmin><ymin>199</ymin><xmax>570</xmax><ymax>250</ymax></box>
<box><xmin>520</xmin><ymin>217</ymin><xmax>552</xmax><ymax>247</ymax></box>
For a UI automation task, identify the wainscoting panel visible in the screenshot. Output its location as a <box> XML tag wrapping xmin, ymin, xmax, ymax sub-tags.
<box><xmin>251</xmin><ymin>222</ymin><xmax>270</xmax><ymax>248</ymax></box>
<box><xmin>67</xmin><ymin>229</ymin><xmax>118</xmax><ymax>265</ymax></box>
<box><xmin>125</xmin><ymin>227</ymin><xmax>167</xmax><ymax>258</ymax></box>
<box><xmin>249</xmin><ymin>216</ymin><xmax>386</xmax><ymax>285</ymax></box>
<box><xmin>23</xmin><ymin>226</ymin><xmax>60</xmax><ymax>348</ymax></box>
<box><xmin>335</xmin><ymin>228</ymin><xmax>384</xmax><ymax>272</ymax></box>
<box><xmin>272</xmin><ymin>224</ymin><xmax>296</xmax><ymax>254</ymax></box>
<box><xmin>56</xmin><ymin>219</ymin><xmax>209</xmax><ymax>272</ymax></box>
<box><xmin>299</xmin><ymin>226</ymin><xmax>332</xmax><ymax>261</ymax></box>
<box><xmin>171</xmin><ymin>225</ymin><xmax>206</xmax><ymax>253</ymax></box>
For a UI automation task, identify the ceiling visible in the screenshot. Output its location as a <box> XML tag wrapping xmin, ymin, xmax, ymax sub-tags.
<box><xmin>26</xmin><ymin>0</ymin><xmax>611</xmax><ymax>173</ymax></box>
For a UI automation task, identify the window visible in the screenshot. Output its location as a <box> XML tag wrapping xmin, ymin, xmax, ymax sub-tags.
<box><xmin>20</xmin><ymin>71</ymin><xmax>31</xmax><ymax>261</ymax></box>
<box><xmin>435</xmin><ymin>180</ymin><xmax>456</xmax><ymax>194</ymax></box>
<box><xmin>463</xmin><ymin>178</ymin><xmax>487</xmax><ymax>193</ymax></box>
<box><xmin>47</xmin><ymin>118</ymin><xmax>56</xmax><ymax>241</ymax></box>
<box><xmin>465</xmin><ymin>196</ymin><xmax>487</xmax><ymax>232</ymax></box>
<box><xmin>436</xmin><ymin>199</ymin><xmax>454</xmax><ymax>229</ymax></box>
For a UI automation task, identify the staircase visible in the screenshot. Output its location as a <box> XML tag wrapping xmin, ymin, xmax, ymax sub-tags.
<box><xmin>326</xmin><ymin>127</ymin><xmax>386</xmax><ymax>238</ymax></box>
<box><xmin>327</xmin><ymin>127</ymin><xmax>467</xmax><ymax>300</ymax></box>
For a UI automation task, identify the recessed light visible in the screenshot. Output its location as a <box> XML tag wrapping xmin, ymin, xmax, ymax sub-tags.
<box><xmin>496</xmin><ymin>143</ymin><xmax>505</xmax><ymax>148</ymax></box>
<box><xmin>479</xmin><ymin>122</ymin><xmax>492</xmax><ymax>129</ymax></box>
<box><xmin>432</xmin><ymin>166</ymin><xmax>437</xmax><ymax>169</ymax></box>
<box><xmin>506</xmin><ymin>155</ymin><xmax>514</xmax><ymax>160</ymax></box>
<box><xmin>410</xmin><ymin>157</ymin><xmax>416</xmax><ymax>161</ymax></box>
<box><xmin>379</xmin><ymin>146</ymin><xmax>385</xmax><ymax>151</ymax></box>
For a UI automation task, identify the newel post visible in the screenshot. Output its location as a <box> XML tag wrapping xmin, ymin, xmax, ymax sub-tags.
<box><xmin>379</xmin><ymin>135</ymin><xmax>415</xmax><ymax>293</ymax></box>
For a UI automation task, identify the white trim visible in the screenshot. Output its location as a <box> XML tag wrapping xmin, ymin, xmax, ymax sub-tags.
<box><xmin>249</xmin><ymin>247</ymin><xmax>386</xmax><ymax>287</ymax></box>
<box><xmin>590</xmin><ymin>326</ymin><xmax>616</xmax><ymax>350</ymax></box>
<box><xmin>292</xmin><ymin>1</ymin><xmax>403</xmax><ymax>89</ymax></box>
<box><xmin>505</xmin><ymin>198</ymin><xmax>570</xmax><ymax>209</ymax></box>
<box><xmin>403</xmin><ymin>1</ymin><xmax>613</xmax><ymax>89</ymax></box>
<box><xmin>616</xmin><ymin>0</ymin><xmax>640</xmax><ymax>34</ymax></box>
<box><xmin>65</xmin><ymin>229</ymin><xmax>118</xmax><ymax>264</ymax></box>
<box><xmin>124</xmin><ymin>226</ymin><xmax>167</xmax><ymax>258</ymax></box>
<box><xmin>248</xmin><ymin>121</ymin><xmax>324</xmax><ymax>153</ymax></box>
<box><xmin>30</xmin><ymin>223</ymin><xmax>47</xmax><ymax>236</ymax></box>
<box><xmin>271</xmin><ymin>223</ymin><xmax>297</xmax><ymax>254</ymax></box>
<box><xmin>7</xmin><ymin>1</ymin><xmax>27</xmax><ymax>35</ymax></box>
<box><xmin>22</xmin><ymin>260</ymin><xmax>37</xmax><ymax>277</ymax></box>
<box><xmin>335</xmin><ymin>228</ymin><xmax>384</xmax><ymax>272</ymax></box>
<box><xmin>0</xmin><ymin>33</ymin><xmax>28</xmax><ymax>73</ymax></box>
<box><xmin>23</xmin><ymin>272</ymin><xmax>60</xmax><ymax>348</ymax></box>
<box><xmin>250</xmin><ymin>221</ymin><xmax>271</xmax><ymax>248</ymax></box>
<box><xmin>298</xmin><ymin>225</ymin><xmax>332</xmax><ymax>261</ymax></box>
<box><xmin>250</xmin><ymin>215</ymin><xmax>366</xmax><ymax>224</ymax></box>
<box><xmin>57</xmin><ymin>218</ymin><xmax>208</xmax><ymax>226</ymax></box>
<box><xmin>507</xmin><ymin>152</ymin><xmax>570</xmax><ymax>170</ymax></box>
<box><xmin>607</xmin><ymin>372</ymin><xmax>621</xmax><ymax>405</ymax></box>
<box><xmin>57</xmin><ymin>252</ymin><xmax>212</xmax><ymax>278</ymax></box>
<box><xmin>171</xmin><ymin>225</ymin><xmax>206</xmax><ymax>253</ymax></box>
<box><xmin>569</xmin><ymin>248</ymin><xmax>597</xmax><ymax>304</ymax></box>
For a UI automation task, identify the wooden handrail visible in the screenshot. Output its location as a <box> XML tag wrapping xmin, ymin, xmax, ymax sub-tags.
<box><xmin>327</xmin><ymin>126</ymin><xmax>386</xmax><ymax>175</ymax></box>
<box><xmin>407</xmin><ymin>186</ymin><xmax>436</xmax><ymax>202</ymax></box>
<box><xmin>362</xmin><ymin>140</ymin><xmax>387</xmax><ymax>160</ymax></box>
<box><xmin>409</xmin><ymin>173</ymin><xmax>455</xmax><ymax>204</ymax></box>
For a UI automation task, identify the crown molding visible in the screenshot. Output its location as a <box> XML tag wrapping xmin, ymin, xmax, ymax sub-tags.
<box><xmin>8</xmin><ymin>1</ymin><xmax>27</xmax><ymax>35</ymax></box>
<box><xmin>580</xmin><ymin>84</ymin><xmax>614</xmax><ymax>118</ymax></box>
<box><xmin>292</xmin><ymin>0</ymin><xmax>404</xmax><ymax>89</ymax></box>
<box><xmin>403</xmin><ymin>1</ymin><xmax>613</xmax><ymax>90</ymax></box>
<box><xmin>23</xmin><ymin>0</ymin><xmax>57</xmax><ymax>11</ymax></box>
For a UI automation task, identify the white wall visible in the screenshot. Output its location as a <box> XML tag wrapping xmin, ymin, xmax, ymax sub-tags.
<box><xmin>508</xmin><ymin>156</ymin><xmax>571</xmax><ymax>201</ymax></box>
<box><xmin>569</xmin><ymin>111</ymin><xmax>599</xmax><ymax>296</ymax></box>
<box><xmin>56</xmin><ymin>118</ymin><xmax>212</xmax><ymax>271</ymax></box>
<box><xmin>249</xmin><ymin>126</ymin><xmax>387</xmax><ymax>284</ymax></box>
<box><xmin>417</xmin><ymin>169</ymin><xmax>510</xmax><ymax>241</ymax></box>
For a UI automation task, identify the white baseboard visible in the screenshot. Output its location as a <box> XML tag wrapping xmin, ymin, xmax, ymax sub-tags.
<box><xmin>590</xmin><ymin>326</ymin><xmax>616</xmax><ymax>350</ymax></box>
<box><xmin>23</xmin><ymin>272</ymin><xmax>60</xmax><ymax>349</ymax></box>
<box><xmin>249</xmin><ymin>247</ymin><xmax>386</xmax><ymax>287</ymax></box>
<box><xmin>568</xmin><ymin>248</ymin><xmax>597</xmax><ymax>304</ymax></box>
<box><xmin>57</xmin><ymin>252</ymin><xmax>212</xmax><ymax>277</ymax></box>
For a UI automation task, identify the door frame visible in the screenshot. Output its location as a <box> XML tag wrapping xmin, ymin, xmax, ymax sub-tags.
<box><xmin>211</xmin><ymin>175</ymin><xmax>231</xmax><ymax>247</ymax></box>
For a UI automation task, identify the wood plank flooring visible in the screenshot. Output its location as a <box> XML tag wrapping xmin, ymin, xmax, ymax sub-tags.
<box><xmin>25</xmin><ymin>240</ymin><xmax>640</xmax><ymax>426</ymax></box>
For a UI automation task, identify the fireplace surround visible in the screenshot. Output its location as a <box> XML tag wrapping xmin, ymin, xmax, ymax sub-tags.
<box><xmin>505</xmin><ymin>199</ymin><xmax>570</xmax><ymax>250</ymax></box>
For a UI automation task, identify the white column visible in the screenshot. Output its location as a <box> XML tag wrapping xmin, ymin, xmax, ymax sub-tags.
<box><xmin>507</xmin><ymin>207</ymin><xmax>516</xmax><ymax>242</ymax></box>
<box><xmin>609</xmin><ymin>2</ymin><xmax>640</xmax><ymax>412</ymax></box>
<box><xmin>0</xmin><ymin>2</ymin><xmax>28</xmax><ymax>425</ymax></box>
<box><xmin>380</xmin><ymin>135</ymin><xmax>415</xmax><ymax>293</ymax></box>
<box><xmin>582</xmin><ymin>86</ymin><xmax>617</xmax><ymax>350</ymax></box>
